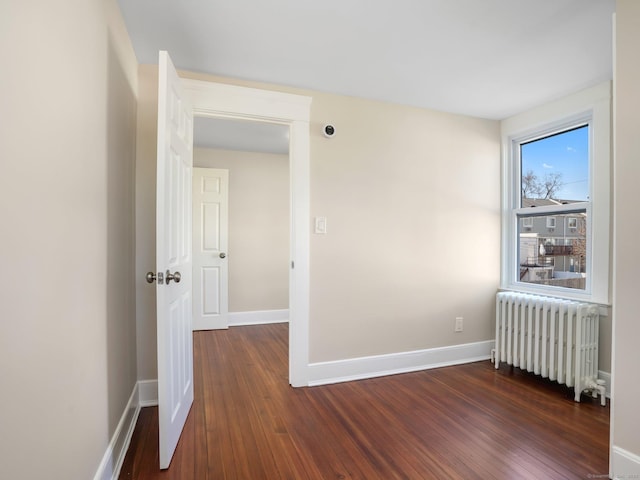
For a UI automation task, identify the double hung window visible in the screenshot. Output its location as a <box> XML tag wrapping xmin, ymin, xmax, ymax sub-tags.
<box><xmin>501</xmin><ymin>83</ymin><xmax>611</xmax><ymax>304</ymax></box>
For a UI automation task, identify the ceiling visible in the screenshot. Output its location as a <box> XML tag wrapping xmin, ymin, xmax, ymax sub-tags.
<box><xmin>118</xmin><ymin>0</ymin><xmax>614</xmax><ymax>150</ymax></box>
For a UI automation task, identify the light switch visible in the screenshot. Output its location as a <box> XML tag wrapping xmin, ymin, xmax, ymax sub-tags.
<box><xmin>314</xmin><ymin>216</ymin><xmax>327</xmax><ymax>234</ymax></box>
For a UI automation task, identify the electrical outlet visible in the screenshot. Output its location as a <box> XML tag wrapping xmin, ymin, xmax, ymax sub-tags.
<box><xmin>455</xmin><ymin>317</ymin><xmax>464</xmax><ymax>332</ymax></box>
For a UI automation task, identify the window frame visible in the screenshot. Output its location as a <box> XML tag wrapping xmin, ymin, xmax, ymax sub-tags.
<box><xmin>546</xmin><ymin>216</ymin><xmax>557</xmax><ymax>229</ymax></box>
<box><xmin>500</xmin><ymin>82</ymin><xmax>611</xmax><ymax>305</ymax></box>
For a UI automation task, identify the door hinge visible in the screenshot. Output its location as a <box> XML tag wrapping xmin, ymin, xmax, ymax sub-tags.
<box><xmin>291</xmin><ymin>261</ymin><xmax>295</xmax><ymax>269</ymax></box>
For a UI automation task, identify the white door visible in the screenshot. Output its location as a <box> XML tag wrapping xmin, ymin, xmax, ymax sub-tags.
<box><xmin>192</xmin><ymin>167</ymin><xmax>229</xmax><ymax>330</ymax></box>
<box><xmin>155</xmin><ymin>51</ymin><xmax>194</xmax><ymax>470</ymax></box>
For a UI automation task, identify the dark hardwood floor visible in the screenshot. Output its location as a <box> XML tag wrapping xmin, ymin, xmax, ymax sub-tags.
<box><xmin>119</xmin><ymin>323</ymin><xmax>610</xmax><ymax>479</ymax></box>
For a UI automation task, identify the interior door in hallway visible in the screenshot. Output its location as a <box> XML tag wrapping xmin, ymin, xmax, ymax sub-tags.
<box><xmin>155</xmin><ymin>50</ymin><xmax>194</xmax><ymax>470</ymax></box>
<box><xmin>192</xmin><ymin>167</ymin><xmax>229</xmax><ymax>330</ymax></box>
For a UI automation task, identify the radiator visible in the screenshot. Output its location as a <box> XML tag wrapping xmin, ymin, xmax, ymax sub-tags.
<box><xmin>493</xmin><ymin>291</ymin><xmax>605</xmax><ymax>405</ymax></box>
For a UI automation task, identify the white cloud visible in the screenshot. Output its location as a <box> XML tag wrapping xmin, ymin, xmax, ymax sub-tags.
<box><xmin>567</xmin><ymin>146</ymin><xmax>577</xmax><ymax>152</ymax></box>
<box><xmin>542</xmin><ymin>163</ymin><xmax>554</xmax><ymax>169</ymax></box>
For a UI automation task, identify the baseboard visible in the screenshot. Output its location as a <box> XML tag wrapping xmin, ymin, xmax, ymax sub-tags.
<box><xmin>612</xmin><ymin>446</ymin><xmax>640</xmax><ymax>479</ymax></box>
<box><xmin>138</xmin><ymin>379</ymin><xmax>158</xmax><ymax>407</ymax></box>
<box><xmin>193</xmin><ymin>315</ymin><xmax>228</xmax><ymax>331</ymax></box>
<box><xmin>307</xmin><ymin>340</ymin><xmax>494</xmax><ymax>386</ymax></box>
<box><xmin>228</xmin><ymin>309</ymin><xmax>289</xmax><ymax>326</ymax></box>
<box><xmin>93</xmin><ymin>383</ymin><xmax>141</xmax><ymax>480</ymax></box>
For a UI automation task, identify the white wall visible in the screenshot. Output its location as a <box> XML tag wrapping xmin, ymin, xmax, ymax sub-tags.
<box><xmin>194</xmin><ymin>148</ymin><xmax>289</xmax><ymax>313</ymax></box>
<box><xmin>0</xmin><ymin>0</ymin><xmax>138</xmax><ymax>478</ymax></box>
<box><xmin>612</xmin><ymin>0</ymin><xmax>640</xmax><ymax>475</ymax></box>
<box><xmin>136</xmin><ymin>66</ymin><xmax>501</xmax><ymax>377</ymax></box>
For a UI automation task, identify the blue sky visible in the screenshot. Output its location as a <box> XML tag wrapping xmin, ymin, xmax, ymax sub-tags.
<box><xmin>521</xmin><ymin>125</ymin><xmax>589</xmax><ymax>201</ymax></box>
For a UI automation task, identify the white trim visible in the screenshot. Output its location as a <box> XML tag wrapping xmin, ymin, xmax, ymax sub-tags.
<box><xmin>182</xmin><ymin>79</ymin><xmax>311</xmax><ymax>122</ymax></box>
<box><xmin>288</xmin><ymin>119</ymin><xmax>311</xmax><ymax>387</ymax></box>
<box><xmin>138</xmin><ymin>379</ymin><xmax>159</xmax><ymax>407</ymax></box>
<box><xmin>546</xmin><ymin>216</ymin><xmax>556</xmax><ymax>229</ymax></box>
<box><xmin>182</xmin><ymin>79</ymin><xmax>312</xmax><ymax>387</ymax></box>
<box><xmin>500</xmin><ymin>81</ymin><xmax>611</xmax><ymax>305</ymax></box>
<box><xmin>93</xmin><ymin>384</ymin><xmax>141</xmax><ymax>480</ymax></box>
<box><xmin>193</xmin><ymin>315</ymin><xmax>228</xmax><ymax>331</ymax></box>
<box><xmin>610</xmin><ymin>14</ymin><xmax>618</xmax><ymax>478</ymax></box>
<box><xmin>307</xmin><ymin>340</ymin><xmax>493</xmax><ymax>387</ymax></box>
<box><xmin>228</xmin><ymin>309</ymin><xmax>289</xmax><ymax>326</ymax></box>
<box><xmin>612</xmin><ymin>446</ymin><xmax>640</xmax><ymax>479</ymax></box>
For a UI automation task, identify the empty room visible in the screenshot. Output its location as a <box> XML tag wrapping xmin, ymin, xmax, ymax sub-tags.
<box><xmin>2</xmin><ymin>1</ymin><xmax>639</xmax><ymax>479</ymax></box>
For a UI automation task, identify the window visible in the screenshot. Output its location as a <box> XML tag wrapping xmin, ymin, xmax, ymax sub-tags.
<box><xmin>501</xmin><ymin>82</ymin><xmax>611</xmax><ymax>304</ymax></box>
<box><xmin>517</xmin><ymin>126</ymin><xmax>588</xmax><ymax>290</ymax></box>
<box><xmin>518</xmin><ymin>211</ymin><xmax>587</xmax><ymax>288</ymax></box>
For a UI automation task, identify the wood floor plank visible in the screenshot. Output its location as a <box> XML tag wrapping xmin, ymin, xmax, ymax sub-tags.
<box><xmin>119</xmin><ymin>324</ymin><xmax>610</xmax><ymax>479</ymax></box>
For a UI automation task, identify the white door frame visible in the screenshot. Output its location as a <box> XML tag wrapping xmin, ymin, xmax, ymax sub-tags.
<box><xmin>183</xmin><ymin>79</ymin><xmax>311</xmax><ymax>387</ymax></box>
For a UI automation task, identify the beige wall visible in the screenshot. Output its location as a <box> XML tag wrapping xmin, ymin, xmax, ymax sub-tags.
<box><xmin>0</xmin><ymin>0</ymin><xmax>138</xmax><ymax>478</ymax></box>
<box><xmin>195</xmin><ymin>148</ymin><xmax>289</xmax><ymax>312</ymax></box>
<box><xmin>136</xmin><ymin>65</ymin><xmax>501</xmax><ymax>376</ymax></box>
<box><xmin>613</xmin><ymin>0</ymin><xmax>640</xmax><ymax>462</ymax></box>
<box><xmin>135</xmin><ymin>65</ymin><xmax>159</xmax><ymax>380</ymax></box>
<box><xmin>308</xmin><ymin>92</ymin><xmax>500</xmax><ymax>361</ymax></box>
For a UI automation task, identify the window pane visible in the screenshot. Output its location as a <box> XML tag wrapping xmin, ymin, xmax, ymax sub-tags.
<box><xmin>518</xmin><ymin>212</ymin><xmax>587</xmax><ymax>290</ymax></box>
<box><xmin>521</xmin><ymin>125</ymin><xmax>589</xmax><ymax>206</ymax></box>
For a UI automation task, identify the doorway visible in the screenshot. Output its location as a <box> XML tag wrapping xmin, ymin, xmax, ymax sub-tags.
<box><xmin>183</xmin><ymin>78</ymin><xmax>312</xmax><ymax>387</ymax></box>
<box><xmin>192</xmin><ymin>116</ymin><xmax>290</xmax><ymax>330</ymax></box>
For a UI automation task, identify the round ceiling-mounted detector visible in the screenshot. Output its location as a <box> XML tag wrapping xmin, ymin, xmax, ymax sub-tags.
<box><xmin>323</xmin><ymin>124</ymin><xmax>336</xmax><ymax>138</ymax></box>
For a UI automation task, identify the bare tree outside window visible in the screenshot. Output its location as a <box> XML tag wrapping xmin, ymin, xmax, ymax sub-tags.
<box><xmin>540</xmin><ymin>172</ymin><xmax>563</xmax><ymax>200</ymax></box>
<box><xmin>522</xmin><ymin>170</ymin><xmax>540</xmax><ymax>198</ymax></box>
<box><xmin>521</xmin><ymin>170</ymin><xmax>564</xmax><ymax>200</ymax></box>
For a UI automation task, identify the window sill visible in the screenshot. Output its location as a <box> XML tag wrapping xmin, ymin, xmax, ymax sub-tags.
<box><xmin>498</xmin><ymin>286</ymin><xmax>611</xmax><ymax>316</ymax></box>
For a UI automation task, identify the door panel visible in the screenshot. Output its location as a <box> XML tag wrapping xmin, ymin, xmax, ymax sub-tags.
<box><xmin>202</xmin><ymin>203</ymin><xmax>220</xmax><ymax>250</ymax></box>
<box><xmin>193</xmin><ymin>167</ymin><xmax>229</xmax><ymax>330</ymax></box>
<box><xmin>156</xmin><ymin>51</ymin><xmax>194</xmax><ymax>469</ymax></box>
<box><xmin>202</xmin><ymin>267</ymin><xmax>221</xmax><ymax>314</ymax></box>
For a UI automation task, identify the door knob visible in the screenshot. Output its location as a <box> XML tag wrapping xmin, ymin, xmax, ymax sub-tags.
<box><xmin>146</xmin><ymin>271</ymin><xmax>165</xmax><ymax>284</ymax></box>
<box><xmin>219</xmin><ymin>252</ymin><xmax>226</xmax><ymax>259</ymax></box>
<box><xmin>166</xmin><ymin>270</ymin><xmax>181</xmax><ymax>284</ymax></box>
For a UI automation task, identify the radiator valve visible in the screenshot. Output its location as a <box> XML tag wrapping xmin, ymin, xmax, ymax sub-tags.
<box><xmin>585</xmin><ymin>379</ymin><xmax>607</xmax><ymax>407</ymax></box>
